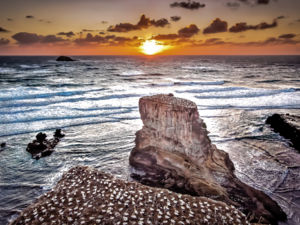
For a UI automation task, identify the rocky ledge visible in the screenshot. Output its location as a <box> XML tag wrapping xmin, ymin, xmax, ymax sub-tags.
<box><xmin>129</xmin><ymin>94</ymin><xmax>286</xmax><ymax>224</ymax></box>
<box><xmin>11</xmin><ymin>166</ymin><xmax>249</xmax><ymax>225</ymax></box>
<box><xmin>266</xmin><ymin>113</ymin><xmax>300</xmax><ymax>152</ymax></box>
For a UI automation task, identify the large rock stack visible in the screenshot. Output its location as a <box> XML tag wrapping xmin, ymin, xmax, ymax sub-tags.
<box><xmin>129</xmin><ymin>94</ymin><xmax>286</xmax><ymax>224</ymax></box>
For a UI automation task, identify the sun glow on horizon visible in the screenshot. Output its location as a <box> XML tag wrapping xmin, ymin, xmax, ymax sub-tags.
<box><xmin>139</xmin><ymin>40</ymin><xmax>169</xmax><ymax>55</ymax></box>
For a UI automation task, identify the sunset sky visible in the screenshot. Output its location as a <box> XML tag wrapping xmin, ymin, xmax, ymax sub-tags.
<box><xmin>0</xmin><ymin>0</ymin><xmax>300</xmax><ymax>55</ymax></box>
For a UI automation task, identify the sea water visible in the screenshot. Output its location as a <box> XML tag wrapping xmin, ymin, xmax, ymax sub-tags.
<box><xmin>0</xmin><ymin>55</ymin><xmax>299</xmax><ymax>224</ymax></box>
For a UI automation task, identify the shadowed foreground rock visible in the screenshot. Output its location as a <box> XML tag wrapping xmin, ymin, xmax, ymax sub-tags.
<box><xmin>11</xmin><ymin>166</ymin><xmax>249</xmax><ymax>225</ymax></box>
<box><xmin>26</xmin><ymin>129</ymin><xmax>65</xmax><ymax>159</ymax></box>
<box><xmin>129</xmin><ymin>94</ymin><xmax>286</xmax><ymax>224</ymax></box>
<box><xmin>266</xmin><ymin>113</ymin><xmax>300</xmax><ymax>152</ymax></box>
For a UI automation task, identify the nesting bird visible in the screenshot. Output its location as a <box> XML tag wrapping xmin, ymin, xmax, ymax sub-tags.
<box><xmin>11</xmin><ymin>166</ymin><xmax>250</xmax><ymax>225</ymax></box>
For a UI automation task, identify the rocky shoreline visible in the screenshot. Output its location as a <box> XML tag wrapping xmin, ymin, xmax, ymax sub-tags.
<box><xmin>266</xmin><ymin>113</ymin><xmax>300</xmax><ymax>152</ymax></box>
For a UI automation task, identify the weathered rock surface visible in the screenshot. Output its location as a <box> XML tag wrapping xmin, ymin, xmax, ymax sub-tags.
<box><xmin>129</xmin><ymin>94</ymin><xmax>286</xmax><ymax>224</ymax></box>
<box><xmin>266</xmin><ymin>113</ymin><xmax>300</xmax><ymax>152</ymax></box>
<box><xmin>56</xmin><ymin>56</ymin><xmax>75</xmax><ymax>61</ymax></box>
<box><xmin>11</xmin><ymin>166</ymin><xmax>249</xmax><ymax>225</ymax></box>
<box><xmin>26</xmin><ymin>129</ymin><xmax>65</xmax><ymax>159</ymax></box>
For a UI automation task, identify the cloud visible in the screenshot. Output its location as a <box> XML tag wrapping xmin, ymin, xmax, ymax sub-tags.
<box><xmin>153</xmin><ymin>24</ymin><xmax>200</xmax><ymax>41</ymax></box>
<box><xmin>74</xmin><ymin>33</ymin><xmax>141</xmax><ymax>46</ymax></box>
<box><xmin>229</xmin><ymin>19</ymin><xmax>277</xmax><ymax>32</ymax></box>
<box><xmin>26</xmin><ymin>15</ymin><xmax>34</xmax><ymax>19</ymax></box>
<box><xmin>57</xmin><ymin>31</ymin><xmax>75</xmax><ymax>37</ymax></box>
<box><xmin>0</xmin><ymin>38</ymin><xmax>10</xmax><ymax>45</ymax></box>
<box><xmin>278</xmin><ymin>33</ymin><xmax>296</xmax><ymax>39</ymax></box>
<box><xmin>203</xmin><ymin>18</ymin><xmax>228</xmax><ymax>34</ymax></box>
<box><xmin>276</xmin><ymin>16</ymin><xmax>285</xmax><ymax>20</ymax></box>
<box><xmin>0</xmin><ymin>27</ymin><xmax>9</xmax><ymax>32</ymax></box>
<box><xmin>101</xmin><ymin>21</ymin><xmax>108</xmax><ymax>24</ymax></box>
<box><xmin>82</xmin><ymin>29</ymin><xmax>99</xmax><ymax>32</ymax></box>
<box><xmin>226</xmin><ymin>2</ymin><xmax>240</xmax><ymax>9</ymax></box>
<box><xmin>153</xmin><ymin>33</ymin><xmax>179</xmax><ymax>40</ymax></box>
<box><xmin>257</xmin><ymin>0</ymin><xmax>269</xmax><ymax>4</ymax></box>
<box><xmin>39</xmin><ymin>19</ymin><xmax>52</xmax><ymax>24</ymax></box>
<box><xmin>171</xmin><ymin>16</ymin><xmax>181</xmax><ymax>22</ymax></box>
<box><xmin>237</xmin><ymin>0</ymin><xmax>276</xmax><ymax>6</ymax></box>
<box><xmin>170</xmin><ymin>1</ymin><xmax>205</xmax><ymax>10</ymax></box>
<box><xmin>107</xmin><ymin>14</ymin><xmax>169</xmax><ymax>32</ymax></box>
<box><xmin>7</xmin><ymin>18</ymin><xmax>13</xmax><ymax>22</ymax></box>
<box><xmin>178</xmin><ymin>24</ymin><xmax>200</xmax><ymax>37</ymax></box>
<box><xmin>204</xmin><ymin>38</ymin><xmax>225</xmax><ymax>45</ymax></box>
<box><xmin>12</xmin><ymin>32</ymin><xmax>66</xmax><ymax>45</ymax></box>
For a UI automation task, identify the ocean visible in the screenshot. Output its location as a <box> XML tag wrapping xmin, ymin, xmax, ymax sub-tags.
<box><xmin>0</xmin><ymin>55</ymin><xmax>299</xmax><ymax>225</ymax></box>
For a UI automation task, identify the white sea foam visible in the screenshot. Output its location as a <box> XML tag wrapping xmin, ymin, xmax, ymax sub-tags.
<box><xmin>120</xmin><ymin>70</ymin><xmax>145</xmax><ymax>76</ymax></box>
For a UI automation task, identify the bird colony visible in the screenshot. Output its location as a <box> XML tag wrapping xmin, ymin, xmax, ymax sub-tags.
<box><xmin>11</xmin><ymin>166</ymin><xmax>249</xmax><ymax>225</ymax></box>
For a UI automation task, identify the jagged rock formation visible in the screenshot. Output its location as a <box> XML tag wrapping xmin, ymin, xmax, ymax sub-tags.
<box><xmin>26</xmin><ymin>129</ymin><xmax>65</xmax><ymax>159</ymax></box>
<box><xmin>129</xmin><ymin>94</ymin><xmax>286</xmax><ymax>224</ymax></box>
<box><xmin>56</xmin><ymin>56</ymin><xmax>75</xmax><ymax>61</ymax></box>
<box><xmin>266</xmin><ymin>113</ymin><xmax>300</xmax><ymax>152</ymax></box>
<box><xmin>11</xmin><ymin>166</ymin><xmax>249</xmax><ymax>225</ymax></box>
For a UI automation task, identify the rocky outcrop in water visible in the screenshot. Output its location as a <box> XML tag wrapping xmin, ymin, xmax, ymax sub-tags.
<box><xmin>56</xmin><ymin>56</ymin><xmax>75</xmax><ymax>61</ymax></box>
<box><xmin>266</xmin><ymin>113</ymin><xmax>300</xmax><ymax>152</ymax></box>
<box><xmin>26</xmin><ymin>129</ymin><xmax>65</xmax><ymax>159</ymax></box>
<box><xmin>129</xmin><ymin>94</ymin><xmax>287</xmax><ymax>224</ymax></box>
<box><xmin>11</xmin><ymin>166</ymin><xmax>249</xmax><ymax>225</ymax></box>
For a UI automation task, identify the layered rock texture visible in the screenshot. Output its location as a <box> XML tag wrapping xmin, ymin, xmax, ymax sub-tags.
<box><xmin>266</xmin><ymin>113</ymin><xmax>300</xmax><ymax>152</ymax></box>
<box><xmin>129</xmin><ymin>94</ymin><xmax>286</xmax><ymax>224</ymax></box>
<box><xmin>11</xmin><ymin>166</ymin><xmax>249</xmax><ymax>225</ymax></box>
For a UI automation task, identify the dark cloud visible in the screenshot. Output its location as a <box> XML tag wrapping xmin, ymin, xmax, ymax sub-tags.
<box><xmin>57</xmin><ymin>31</ymin><xmax>75</xmax><ymax>37</ymax></box>
<box><xmin>229</xmin><ymin>20</ymin><xmax>277</xmax><ymax>32</ymax></box>
<box><xmin>226</xmin><ymin>2</ymin><xmax>240</xmax><ymax>9</ymax></box>
<box><xmin>7</xmin><ymin>18</ymin><xmax>13</xmax><ymax>22</ymax></box>
<box><xmin>257</xmin><ymin>0</ymin><xmax>269</xmax><ymax>4</ymax></box>
<box><xmin>82</xmin><ymin>29</ymin><xmax>99</xmax><ymax>32</ymax></box>
<box><xmin>101</xmin><ymin>21</ymin><xmax>108</xmax><ymax>24</ymax></box>
<box><xmin>238</xmin><ymin>0</ymin><xmax>274</xmax><ymax>6</ymax></box>
<box><xmin>153</xmin><ymin>24</ymin><xmax>200</xmax><ymax>41</ymax></box>
<box><xmin>170</xmin><ymin>1</ymin><xmax>205</xmax><ymax>10</ymax></box>
<box><xmin>39</xmin><ymin>19</ymin><xmax>52</xmax><ymax>24</ymax></box>
<box><xmin>0</xmin><ymin>38</ymin><xmax>10</xmax><ymax>45</ymax></box>
<box><xmin>12</xmin><ymin>32</ymin><xmax>66</xmax><ymax>45</ymax></box>
<box><xmin>107</xmin><ymin>14</ymin><xmax>169</xmax><ymax>32</ymax></box>
<box><xmin>278</xmin><ymin>33</ymin><xmax>296</xmax><ymax>39</ymax></box>
<box><xmin>74</xmin><ymin>33</ymin><xmax>140</xmax><ymax>46</ymax></box>
<box><xmin>41</xmin><ymin>35</ymin><xmax>65</xmax><ymax>43</ymax></box>
<box><xmin>26</xmin><ymin>15</ymin><xmax>34</xmax><ymax>19</ymax></box>
<box><xmin>203</xmin><ymin>18</ymin><xmax>228</xmax><ymax>34</ymax></box>
<box><xmin>178</xmin><ymin>24</ymin><xmax>200</xmax><ymax>37</ymax></box>
<box><xmin>171</xmin><ymin>16</ymin><xmax>181</xmax><ymax>22</ymax></box>
<box><xmin>0</xmin><ymin>27</ymin><xmax>9</xmax><ymax>32</ymax></box>
<box><xmin>276</xmin><ymin>16</ymin><xmax>285</xmax><ymax>20</ymax></box>
<box><xmin>153</xmin><ymin>33</ymin><xmax>179</xmax><ymax>40</ymax></box>
<box><xmin>203</xmin><ymin>38</ymin><xmax>225</xmax><ymax>45</ymax></box>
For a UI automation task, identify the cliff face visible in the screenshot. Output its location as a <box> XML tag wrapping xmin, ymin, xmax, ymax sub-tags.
<box><xmin>130</xmin><ymin>94</ymin><xmax>286</xmax><ymax>224</ymax></box>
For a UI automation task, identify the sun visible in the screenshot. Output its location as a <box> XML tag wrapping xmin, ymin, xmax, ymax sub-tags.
<box><xmin>139</xmin><ymin>40</ymin><xmax>169</xmax><ymax>55</ymax></box>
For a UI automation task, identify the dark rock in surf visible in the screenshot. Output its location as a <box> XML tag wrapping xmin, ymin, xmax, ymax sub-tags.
<box><xmin>56</xmin><ymin>56</ymin><xmax>75</xmax><ymax>61</ymax></box>
<box><xmin>26</xmin><ymin>130</ymin><xmax>65</xmax><ymax>160</ymax></box>
<box><xmin>1</xmin><ymin>142</ymin><xmax>6</xmax><ymax>148</ymax></box>
<box><xmin>129</xmin><ymin>94</ymin><xmax>287</xmax><ymax>224</ymax></box>
<box><xmin>54</xmin><ymin>129</ymin><xmax>65</xmax><ymax>138</ymax></box>
<box><xmin>266</xmin><ymin>113</ymin><xmax>300</xmax><ymax>152</ymax></box>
